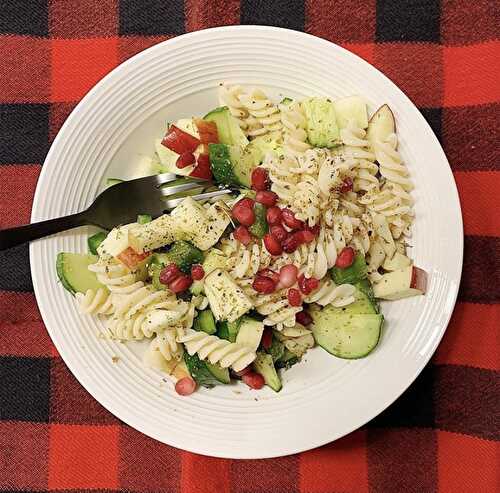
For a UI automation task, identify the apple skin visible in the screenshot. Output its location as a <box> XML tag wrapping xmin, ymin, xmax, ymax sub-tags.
<box><xmin>366</xmin><ymin>104</ymin><xmax>396</xmax><ymax>151</ymax></box>
<box><xmin>373</xmin><ymin>265</ymin><xmax>427</xmax><ymax>300</ymax></box>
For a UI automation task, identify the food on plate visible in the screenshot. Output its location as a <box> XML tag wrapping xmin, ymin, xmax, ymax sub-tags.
<box><xmin>56</xmin><ymin>84</ymin><xmax>427</xmax><ymax>396</ymax></box>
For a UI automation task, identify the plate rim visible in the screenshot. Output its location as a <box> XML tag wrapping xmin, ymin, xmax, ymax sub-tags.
<box><xmin>30</xmin><ymin>25</ymin><xmax>463</xmax><ymax>458</ymax></box>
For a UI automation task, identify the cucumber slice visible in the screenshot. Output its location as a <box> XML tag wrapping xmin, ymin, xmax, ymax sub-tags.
<box><xmin>253</xmin><ymin>352</ymin><xmax>282</xmax><ymax>392</ymax></box>
<box><xmin>56</xmin><ymin>253</ymin><xmax>103</xmax><ymax>295</ymax></box>
<box><xmin>206</xmin><ymin>362</ymin><xmax>230</xmax><ymax>384</ymax></box>
<box><xmin>137</xmin><ymin>214</ymin><xmax>152</xmax><ymax>224</ymax></box>
<box><xmin>328</xmin><ymin>287</ymin><xmax>378</xmax><ymax>316</ymax></box>
<box><xmin>87</xmin><ymin>232</ymin><xmax>107</xmax><ymax>255</ymax></box>
<box><xmin>194</xmin><ymin>309</ymin><xmax>217</xmax><ymax>335</ymax></box>
<box><xmin>184</xmin><ymin>352</ymin><xmax>228</xmax><ymax>388</ymax></box>
<box><xmin>330</xmin><ymin>253</ymin><xmax>367</xmax><ymax>284</ymax></box>
<box><xmin>248</xmin><ymin>203</ymin><xmax>268</xmax><ymax>238</ymax></box>
<box><xmin>217</xmin><ymin>319</ymin><xmax>241</xmax><ymax>343</ymax></box>
<box><xmin>204</xmin><ymin>106</ymin><xmax>248</xmax><ymax>147</ymax></box>
<box><xmin>311</xmin><ymin>311</ymin><xmax>383</xmax><ymax>359</ymax></box>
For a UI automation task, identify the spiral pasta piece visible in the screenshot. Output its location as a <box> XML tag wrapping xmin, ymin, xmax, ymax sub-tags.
<box><xmin>75</xmin><ymin>288</ymin><xmax>114</xmax><ymax>315</ymax></box>
<box><xmin>275</xmin><ymin>325</ymin><xmax>315</xmax><ymax>358</ymax></box>
<box><xmin>280</xmin><ymin>101</ymin><xmax>311</xmax><ymax>157</ymax></box>
<box><xmin>304</xmin><ymin>279</ymin><xmax>356</xmax><ymax>307</ymax></box>
<box><xmin>178</xmin><ymin>329</ymin><xmax>256</xmax><ymax>372</ymax></box>
<box><xmin>218</xmin><ymin>84</ymin><xmax>249</xmax><ymax>128</ymax></box>
<box><xmin>238</xmin><ymin>88</ymin><xmax>283</xmax><ymax>137</ymax></box>
<box><xmin>292</xmin><ymin>174</ymin><xmax>321</xmax><ymax>226</ymax></box>
<box><xmin>261</xmin><ymin>153</ymin><xmax>298</xmax><ymax>204</ymax></box>
<box><xmin>222</xmin><ymin>237</ymin><xmax>272</xmax><ymax>279</ymax></box>
<box><xmin>88</xmin><ymin>259</ymin><xmax>144</xmax><ymax>295</ymax></box>
<box><xmin>143</xmin><ymin>329</ymin><xmax>185</xmax><ymax>375</ymax></box>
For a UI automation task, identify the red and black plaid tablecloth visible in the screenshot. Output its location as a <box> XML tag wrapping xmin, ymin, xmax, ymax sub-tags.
<box><xmin>0</xmin><ymin>1</ymin><xmax>498</xmax><ymax>492</ymax></box>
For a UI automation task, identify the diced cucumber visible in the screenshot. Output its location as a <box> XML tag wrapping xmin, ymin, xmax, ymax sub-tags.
<box><xmin>333</xmin><ymin>95</ymin><xmax>368</xmax><ymax>129</ymax></box>
<box><xmin>87</xmin><ymin>232</ymin><xmax>107</xmax><ymax>255</ymax></box>
<box><xmin>165</xmin><ymin>241</ymin><xmax>203</xmax><ymax>273</ymax></box>
<box><xmin>193</xmin><ymin>309</ymin><xmax>217</xmax><ymax>335</ymax></box>
<box><xmin>266</xmin><ymin>335</ymin><xmax>285</xmax><ymax>363</ymax></box>
<box><xmin>204</xmin><ymin>106</ymin><xmax>249</xmax><ymax>147</ymax></box>
<box><xmin>206</xmin><ymin>362</ymin><xmax>231</xmax><ymax>384</ymax></box>
<box><xmin>248</xmin><ymin>203</ymin><xmax>268</xmax><ymax>238</ymax></box>
<box><xmin>56</xmin><ymin>253</ymin><xmax>103</xmax><ymax>295</ymax></box>
<box><xmin>253</xmin><ymin>352</ymin><xmax>282</xmax><ymax>392</ymax></box>
<box><xmin>275</xmin><ymin>348</ymin><xmax>299</xmax><ymax>369</ymax></box>
<box><xmin>190</xmin><ymin>279</ymin><xmax>204</xmax><ymax>295</ymax></box>
<box><xmin>184</xmin><ymin>352</ymin><xmax>227</xmax><ymax>388</ymax></box>
<box><xmin>301</xmin><ymin>97</ymin><xmax>340</xmax><ymax>148</ymax></box>
<box><xmin>330</xmin><ymin>253</ymin><xmax>367</xmax><ymax>284</ymax></box>
<box><xmin>106</xmin><ymin>178</ymin><xmax>123</xmax><ymax>187</ymax></box>
<box><xmin>150</xmin><ymin>264</ymin><xmax>166</xmax><ymax>291</ymax></box>
<box><xmin>311</xmin><ymin>311</ymin><xmax>383</xmax><ymax>359</ymax></box>
<box><xmin>209</xmin><ymin>143</ymin><xmax>239</xmax><ymax>186</ymax></box>
<box><xmin>235</xmin><ymin>317</ymin><xmax>264</xmax><ymax>352</ymax></box>
<box><xmin>217</xmin><ymin>319</ymin><xmax>241</xmax><ymax>343</ymax></box>
<box><xmin>137</xmin><ymin>214</ymin><xmax>152</xmax><ymax>224</ymax></box>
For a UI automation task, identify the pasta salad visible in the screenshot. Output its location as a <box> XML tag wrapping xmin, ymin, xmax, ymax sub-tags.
<box><xmin>56</xmin><ymin>85</ymin><xmax>427</xmax><ymax>396</ymax></box>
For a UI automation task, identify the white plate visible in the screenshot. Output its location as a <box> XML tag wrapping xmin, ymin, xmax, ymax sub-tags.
<box><xmin>30</xmin><ymin>26</ymin><xmax>463</xmax><ymax>459</ymax></box>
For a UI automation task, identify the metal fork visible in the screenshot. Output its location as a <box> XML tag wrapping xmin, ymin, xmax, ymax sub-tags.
<box><xmin>0</xmin><ymin>173</ymin><xmax>231</xmax><ymax>250</ymax></box>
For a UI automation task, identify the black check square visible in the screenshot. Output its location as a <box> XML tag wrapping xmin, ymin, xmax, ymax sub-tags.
<box><xmin>0</xmin><ymin>243</ymin><xmax>33</xmax><ymax>292</ymax></box>
<box><xmin>119</xmin><ymin>0</ymin><xmax>185</xmax><ymax>35</ymax></box>
<box><xmin>0</xmin><ymin>0</ymin><xmax>48</xmax><ymax>36</ymax></box>
<box><xmin>420</xmin><ymin>107</ymin><xmax>442</xmax><ymax>142</ymax></box>
<box><xmin>368</xmin><ymin>364</ymin><xmax>435</xmax><ymax>428</ymax></box>
<box><xmin>0</xmin><ymin>104</ymin><xmax>49</xmax><ymax>164</ymax></box>
<box><xmin>0</xmin><ymin>356</ymin><xmax>50</xmax><ymax>422</ymax></box>
<box><xmin>241</xmin><ymin>0</ymin><xmax>305</xmax><ymax>31</ymax></box>
<box><xmin>376</xmin><ymin>0</ymin><xmax>440</xmax><ymax>43</ymax></box>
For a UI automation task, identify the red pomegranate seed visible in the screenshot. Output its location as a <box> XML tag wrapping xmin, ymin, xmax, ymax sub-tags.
<box><xmin>266</xmin><ymin>206</ymin><xmax>282</xmax><ymax>225</ymax></box>
<box><xmin>258</xmin><ymin>268</ymin><xmax>280</xmax><ymax>284</ymax></box>
<box><xmin>159</xmin><ymin>263</ymin><xmax>182</xmax><ymax>285</ymax></box>
<box><xmin>281</xmin><ymin>208</ymin><xmax>304</xmax><ymax>230</ymax></box>
<box><xmin>253</xmin><ymin>275</ymin><xmax>276</xmax><ymax>294</ymax></box>
<box><xmin>232</xmin><ymin>200</ymin><xmax>255</xmax><ymax>226</ymax></box>
<box><xmin>335</xmin><ymin>247</ymin><xmax>355</xmax><ymax>268</ymax></box>
<box><xmin>169</xmin><ymin>274</ymin><xmax>193</xmax><ymax>293</ymax></box>
<box><xmin>339</xmin><ymin>177</ymin><xmax>353</xmax><ymax>193</ymax></box>
<box><xmin>287</xmin><ymin>288</ymin><xmax>302</xmax><ymax>307</ymax></box>
<box><xmin>270</xmin><ymin>224</ymin><xmax>288</xmax><ymax>243</ymax></box>
<box><xmin>296</xmin><ymin>230</ymin><xmax>315</xmax><ymax>244</ymax></box>
<box><xmin>251</xmin><ymin>167</ymin><xmax>269</xmax><ymax>191</ymax></box>
<box><xmin>175</xmin><ymin>377</ymin><xmax>197</xmax><ymax>396</ymax></box>
<box><xmin>296</xmin><ymin>310</ymin><xmax>313</xmax><ymax>326</ymax></box>
<box><xmin>305</xmin><ymin>277</ymin><xmax>319</xmax><ymax>292</ymax></box>
<box><xmin>261</xmin><ymin>329</ymin><xmax>273</xmax><ymax>350</ymax></box>
<box><xmin>256</xmin><ymin>190</ymin><xmax>278</xmax><ymax>207</ymax></box>
<box><xmin>307</xmin><ymin>223</ymin><xmax>321</xmax><ymax>236</ymax></box>
<box><xmin>263</xmin><ymin>233</ymin><xmax>283</xmax><ymax>255</ymax></box>
<box><xmin>238</xmin><ymin>197</ymin><xmax>255</xmax><ymax>209</ymax></box>
<box><xmin>282</xmin><ymin>234</ymin><xmax>300</xmax><ymax>253</ymax></box>
<box><xmin>279</xmin><ymin>264</ymin><xmax>298</xmax><ymax>288</ymax></box>
<box><xmin>298</xmin><ymin>273</ymin><xmax>309</xmax><ymax>294</ymax></box>
<box><xmin>190</xmin><ymin>264</ymin><xmax>205</xmax><ymax>280</ymax></box>
<box><xmin>234</xmin><ymin>366</ymin><xmax>252</xmax><ymax>377</ymax></box>
<box><xmin>242</xmin><ymin>371</ymin><xmax>265</xmax><ymax>389</ymax></box>
<box><xmin>176</xmin><ymin>151</ymin><xmax>196</xmax><ymax>169</ymax></box>
<box><xmin>233</xmin><ymin>225</ymin><xmax>252</xmax><ymax>245</ymax></box>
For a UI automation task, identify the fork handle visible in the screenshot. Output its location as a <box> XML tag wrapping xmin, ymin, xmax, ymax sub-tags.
<box><xmin>0</xmin><ymin>212</ymin><xmax>89</xmax><ymax>250</ymax></box>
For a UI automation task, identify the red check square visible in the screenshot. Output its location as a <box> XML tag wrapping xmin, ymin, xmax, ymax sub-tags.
<box><xmin>51</xmin><ymin>38</ymin><xmax>118</xmax><ymax>102</ymax></box>
<box><xmin>48</xmin><ymin>424</ymin><xmax>119</xmax><ymax>489</ymax></box>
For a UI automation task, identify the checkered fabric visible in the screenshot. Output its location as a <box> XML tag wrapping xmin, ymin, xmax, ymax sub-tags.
<box><xmin>0</xmin><ymin>1</ymin><xmax>498</xmax><ymax>492</ymax></box>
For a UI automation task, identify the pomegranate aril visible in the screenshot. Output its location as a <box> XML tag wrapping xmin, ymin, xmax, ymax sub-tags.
<box><xmin>252</xmin><ymin>275</ymin><xmax>276</xmax><ymax>294</ymax></box>
<box><xmin>287</xmin><ymin>288</ymin><xmax>302</xmax><ymax>307</ymax></box>
<box><xmin>176</xmin><ymin>151</ymin><xmax>195</xmax><ymax>169</ymax></box>
<box><xmin>190</xmin><ymin>264</ymin><xmax>205</xmax><ymax>280</ymax></box>
<box><xmin>261</xmin><ymin>329</ymin><xmax>273</xmax><ymax>350</ymax></box>
<box><xmin>335</xmin><ymin>247</ymin><xmax>355</xmax><ymax>268</ymax></box>
<box><xmin>282</xmin><ymin>234</ymin><xmax>300</xmax><ymax>253</ymax></box>
<box><xmin>258</xmin><ymin>268</ymin><xmax>280</xmax><ymax>284</ymax></box>
<box><xmin>296</xmin><ymin>310</ymin><xmax>313</xmax><ymax>326</ymax></box>
<box><xmin>242</xmin><ymin>371</ymin><xmax>265</xmax><ymax>389</ymax></box>
<box><xmin>266</xmin><ymin>206</ymin><xmax>282</xmax><ymax>225</ymax></box>
<box><xmin>159</xmin><ymin>263</ymin><xmax>182</xmax><ymax>285</ymax></box>
<box><xmin>281</xmin><ymin>208</ymin><xmax>304</xmax><ymax>230</ymax></box>
<box><xmin>175</xmin><ymin>377</ymin><xmax>197</xmax><ymax>396</ymax></box>
<box><xmin>238</xmin><ymin>197</ymin><xmax>255</xmax><ymax>209</ymax></box>
<box><xmin>307</xmin><ymin>223</ymin><xmax>321</xmax><ymax>236</ymax></box>
<box><xmin>263</xmin><ymin>233</ymin><xmax>283</xmax><ymax>255</ymax></box>
<box><xmin>305</xmin><ymin>277</ymin><xmax>319</xmax><ymax>292</ymax></box>
<box><xmin>251</xmin><ymin>167</ymin><xmax>269</xmax><ymax>191</ymax></box>
<box><xmin>233</xmin><ymin>225</ymin><xmax>252</xmax><ymax>245</ymax></box>
<box><xmin>232</xmin><ymin>200</ymin><xmax>255</xmax><ymax>226</ymax></box>
<box><xmin>256</xmin><ymin>190</ymin><xmax>278</xmax><ymax>207</ymax></box>
<box><xmin>169</xmin><ymin>274</ymin><xmax>193</xmax><ymax>293</ymax></box>
<box><xmin>279</xmin><ymin>264</ymin><xmax>298</xmax><ymax>288</ymax></box>
<box><xmin>298</xmin><ymin>273</ymin><xmax>309</xmax><ymax>294</ymax></box>
<box><xmin>270</xmin><ymin>224</ymin><xmax>288</xmax><ymax>243</ymax></box>
<box><xmin>299</xmin><ymin>230</ymin><xmax>315</xmax><ymax>243</ymax></box>
<box><xmin>234</xmin><ymin>366</ymin><xmax>252</xmax><ymax>377</ymax></box>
